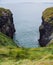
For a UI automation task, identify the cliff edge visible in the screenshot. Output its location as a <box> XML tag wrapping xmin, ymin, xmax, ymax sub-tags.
<box><xmin>0</xmin><ymin>8</ymin><xmax>15</xmax><ymax>38</ymax></box>
<box><xmin>39</xmin><ymin>7</ymin><xmax>53</xmax><ymax>46</ymax></box>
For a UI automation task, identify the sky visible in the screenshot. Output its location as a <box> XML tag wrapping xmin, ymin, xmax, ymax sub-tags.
<box><xmin>0</xmin><ymin>0</ymin><xmax>53</xmax><ymax>3</ymax></box>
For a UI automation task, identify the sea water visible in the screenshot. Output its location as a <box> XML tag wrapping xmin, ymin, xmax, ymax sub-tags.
<box><xmin>0</xmin><ymin>2</ymin><xmax>53</xmax><ymax>47</ymax></box>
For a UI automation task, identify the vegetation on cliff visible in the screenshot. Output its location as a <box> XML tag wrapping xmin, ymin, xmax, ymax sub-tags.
<box><xmin>0</xmin><ymin>7</ymin><xmax>53</xmax><ymax>65</ymax></box>
<box><xmin>0</xmin><ymin>32</ymin><xmax>17</xmax><ymax>47</ymax></box>
<box><xmin>42</xmin><ymin>7</ymin><xmax>53</xmax><ymax>24</ymax></box>
<box><xmin>0</xmin><ymin>32</ymin><xmax>53</xmax><ymax>65</ymax></box>
<box><xmin>39</xmin><ymin>7</ymin><xmax>53</xmax><ymax>46</ymax></box>
<box><xmin>0</xmin><ymin>8</ymin><xmax>15</xmax><ymax>38</ymax></box>
<box><xmin>0</xmin><ymin>8</ymin><xmax>12</xmax><ymax>16</ymax></box>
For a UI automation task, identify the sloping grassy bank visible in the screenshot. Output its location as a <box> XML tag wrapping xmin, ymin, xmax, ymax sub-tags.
<box><xmin>0</xmin><ymin>32</ymin><xmax>53</xmax><ymax>65</ymax></box>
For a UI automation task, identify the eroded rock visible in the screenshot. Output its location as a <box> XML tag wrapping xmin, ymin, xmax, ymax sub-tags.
<box><xmin>39</xmin><ymin>7</ymin><xmax>53</xmax><ymax>46</ymax></box>
<box><xmin>0</xmin><ymin>8</ymin><xmax>15</xmax><ymax>38</ymax></box>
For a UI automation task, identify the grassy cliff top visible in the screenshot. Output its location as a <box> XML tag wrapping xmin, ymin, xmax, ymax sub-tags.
<box><xmin>0</xmin><ymin>32</ymin><xmax>53</xmax><ymax>65</ymax></box>
<box><xmin>42</xmin><ymin>7</ymin><xmax>53</xmax><ymax>24</ymax></box>
<box><xmin>0</xmin><ymin>8</ymin><xmax>12</xmax><ymax>16</ymax></box>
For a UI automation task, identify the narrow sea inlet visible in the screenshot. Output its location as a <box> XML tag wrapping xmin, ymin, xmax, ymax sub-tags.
<box><xmin>0</xmin><ymin>2</ymin><xmax>53</xmax><ymax>47</ymax></box>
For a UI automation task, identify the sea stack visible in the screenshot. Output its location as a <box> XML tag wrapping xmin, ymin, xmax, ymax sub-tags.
<box><xmin>0</xmin><ymin>8</ymin><xmax>15</xmax><ymax>38</ymax></box>
<box><xmin>39</xmin><ymin>7</ymin><xmax>53</xmax><ymax>46</ymax></box>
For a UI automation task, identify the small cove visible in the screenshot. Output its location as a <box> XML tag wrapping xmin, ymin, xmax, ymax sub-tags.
<box><xmin>0</xmin><ymin>2</ymin><xmax>53</xmax><ymax>48</ymax></box>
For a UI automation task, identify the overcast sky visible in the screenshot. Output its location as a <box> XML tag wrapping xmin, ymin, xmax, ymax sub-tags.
<box><xmin>0</xmin><ymin>0</ymin><xmax>53</xmax><ymax>3</ymax></box>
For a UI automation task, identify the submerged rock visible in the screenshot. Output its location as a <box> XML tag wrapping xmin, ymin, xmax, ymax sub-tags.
<box><xmin>39</xmin><ymin>7</ymin><xmax>53</xmax><ymax>46</ymax></box>
<box><xmin>0</xmin><ymin>8</ymin><xmax>15</xmax><ymax>38</ymax></box>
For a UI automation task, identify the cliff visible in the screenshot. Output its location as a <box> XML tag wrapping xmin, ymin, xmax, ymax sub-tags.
<box><xmin>0</xmin><ymin>8</ymin><xmax>15</xmax><ymax>38</ymax></box>
<box><xmin>39</xmin><ymin>7</ymin><xmax>53</xmax><ymax>46</ymax></box>
<box><xmin>0</xmin><ymin>7</ymin><xmax>53</xmax><ymax>65</ymax></box>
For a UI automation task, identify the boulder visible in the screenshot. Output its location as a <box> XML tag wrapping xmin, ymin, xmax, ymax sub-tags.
<box><xmin>0</xmin><ymin>8</ymin><xmax>15</xmax><ymax>38</ymax></box>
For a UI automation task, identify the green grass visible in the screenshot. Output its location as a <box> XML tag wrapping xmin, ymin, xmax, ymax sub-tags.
<box><xmin>0</xmin><ymin>47</ymin><xmax>53</xmax><ymax>65</ymax></box>
<box><xmin>0</xmin><ymin>32</ymin><xmax>18</xmax><ymax>48</ymax></box>
<box><xmin>0</xmin><ymin>32</ymin><xmax>53</xmax><ymax>65</ymax></box>
<box><xmin>0</xmin><ymin>8</ymin><xmax>12</xmax><ymax>16</ymax></box>
<box><xmin>42</xmin><ymin>7</ymin><xmax>53</xmax><ymax>25</ymax></box>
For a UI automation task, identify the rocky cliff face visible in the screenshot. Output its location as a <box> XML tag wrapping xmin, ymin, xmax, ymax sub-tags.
<box><xmin>39</xmin><ymin>7</ymin><xmax>53</xmax><ymax>46</ymax></box>
<box><xmin>0</xmin><ymin>8</ymin><xmax>15</xmax><ymax>38</ymax></box>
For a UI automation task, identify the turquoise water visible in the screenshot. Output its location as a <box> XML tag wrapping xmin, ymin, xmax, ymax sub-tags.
<box><xmin>0</xmin><ymin>2</ymin><xmax>53</xmax><ymax>47</ymax></box>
